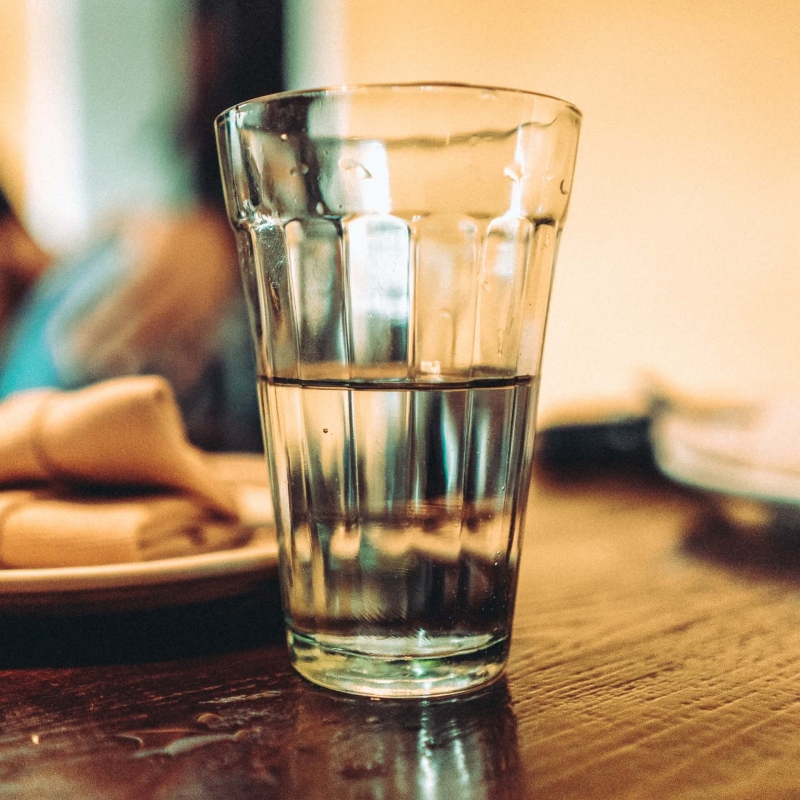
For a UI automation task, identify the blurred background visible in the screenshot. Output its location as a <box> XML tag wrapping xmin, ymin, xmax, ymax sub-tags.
<box><xmin>1</xmin><ymin>0</ymin><xmax>799</xmax><ymax>424</ymax></box>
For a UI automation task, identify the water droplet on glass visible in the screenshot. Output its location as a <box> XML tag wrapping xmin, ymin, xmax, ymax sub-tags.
<box><xmin>560</xmin><ymin>178</ymin><xmax>570</xmax><ymax>194</ymax></box>
<box><xmin>504</xmin><ymin>164</ymin><xmax>523</xmax><ymax>184</ymax></box>
<box><xmin>279</xmin><ymin>133</ymin><xmax>289</xmax><ymax>141</ymax></box>
<box><xmin>323</xmin><ymin>428</ymin><xmax>329</xmax><ymax>434</ymax></box>
<box><xmin>338</xmin><ymin>158</ymin><xmax>372</xmax><ymax>179</ymax></box>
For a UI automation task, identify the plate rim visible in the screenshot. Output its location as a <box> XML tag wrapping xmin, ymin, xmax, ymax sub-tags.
<box><xmin>0</xmin><ymin>537</ymin><xmax>279</xmax><ymax>595</ymax></box>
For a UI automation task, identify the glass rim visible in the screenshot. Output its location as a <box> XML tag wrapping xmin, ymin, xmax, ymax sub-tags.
<box><xmin>215</xmin><ymin>81</ymin><xmax>582</xmax><ymax>126</ymax></box>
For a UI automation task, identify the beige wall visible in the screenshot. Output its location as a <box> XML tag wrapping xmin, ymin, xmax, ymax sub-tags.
<box><xmin>0</xmin><ymin>0</ymin><xmax>29</xmax><ymax>211</ymax></box>
<box><xmin>331</xmin><ymin>0</ymin><xmax>800</xmax><ymax>416</ymax></box>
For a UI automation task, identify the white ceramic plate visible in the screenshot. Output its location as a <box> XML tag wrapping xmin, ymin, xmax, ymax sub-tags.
<box><xmin>650</xmin><ymin>406</ymin><xmax>800</xmax><ymax>537</ymax></box>
<box><xmin>0</xmin><ymin>531</ymin><xmax>279</xmax><ymax>613</ymax></box>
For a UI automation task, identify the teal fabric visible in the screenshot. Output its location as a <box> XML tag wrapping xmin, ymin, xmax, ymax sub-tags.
<box><xmin>0</xmin><ymin>235</ymin><xmax>261</xmax><ymax>452</ymax></box>
<box><xmin>0</xmin><ymin>237</ymin><xmax>122</xmax><ymax>397</ymax></box>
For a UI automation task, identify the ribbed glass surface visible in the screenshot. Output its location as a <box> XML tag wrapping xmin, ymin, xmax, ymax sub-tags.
<box><xmin>217</xmin><ymin>84</ymin><xmax>581</xmax><ymax>696</ymax></box>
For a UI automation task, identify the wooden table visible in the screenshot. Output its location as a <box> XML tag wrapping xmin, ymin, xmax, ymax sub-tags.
<box><xmin>2</xmin><ymin>467</ymin><xmax>798</xmax><ymax>798</ymax></box>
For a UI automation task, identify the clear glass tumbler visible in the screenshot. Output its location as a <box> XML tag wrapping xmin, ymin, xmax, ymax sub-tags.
<box><xmin>216</xmin><ymin>83</ymin><xmax>581</xmax><ymax>697</ymax></box>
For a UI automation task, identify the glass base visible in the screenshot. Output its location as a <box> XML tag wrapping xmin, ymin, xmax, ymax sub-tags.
<box><xmin>287</xmin><ymin>628</ymin><xmax>508</xmax><ymax>698</ymax></box>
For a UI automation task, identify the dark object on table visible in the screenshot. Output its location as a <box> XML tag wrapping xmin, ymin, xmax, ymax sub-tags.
<box><xmin>536</xmin><ymin>414</ymin><xmax>658</xmax><ymax>479</ymax></box>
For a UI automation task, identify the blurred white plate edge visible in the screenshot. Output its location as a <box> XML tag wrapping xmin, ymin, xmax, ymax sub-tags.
<box><xmin>652</xmin><ymin>416</ymin><xmax>800</xmax><ymax>506</ymax></box>
<box><xmin>0</xmin><ymin>534</ymin><xmax>278</xmax><ymax>596</ymax></box>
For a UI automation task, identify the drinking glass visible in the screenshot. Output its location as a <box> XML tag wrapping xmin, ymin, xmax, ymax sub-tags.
<box><xmin>216</xmin><ymin>83</ymin><xmax>581</xmax><ymax>697</ymax></box>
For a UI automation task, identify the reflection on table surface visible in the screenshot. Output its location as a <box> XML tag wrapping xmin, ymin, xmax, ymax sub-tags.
<box><xmin>4</xmin><ymin>471</ymin><xmax>800</xmax><ymax>798</ymax></box>
<box><xmin>0</xmin><ymin>606</ymin><xmax>521</xmax><ymax>798</ymax></box>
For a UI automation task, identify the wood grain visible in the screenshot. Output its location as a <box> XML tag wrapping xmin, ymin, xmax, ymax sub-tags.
<box><xmin>1</xmin><ymin>474</ymin><xmax>798</xmax><ymax>798</ymax></box>
<box><xmin>513</xmin><ymin>477</ymin><xmax>800</xmax><ymax>799</ymax></box>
